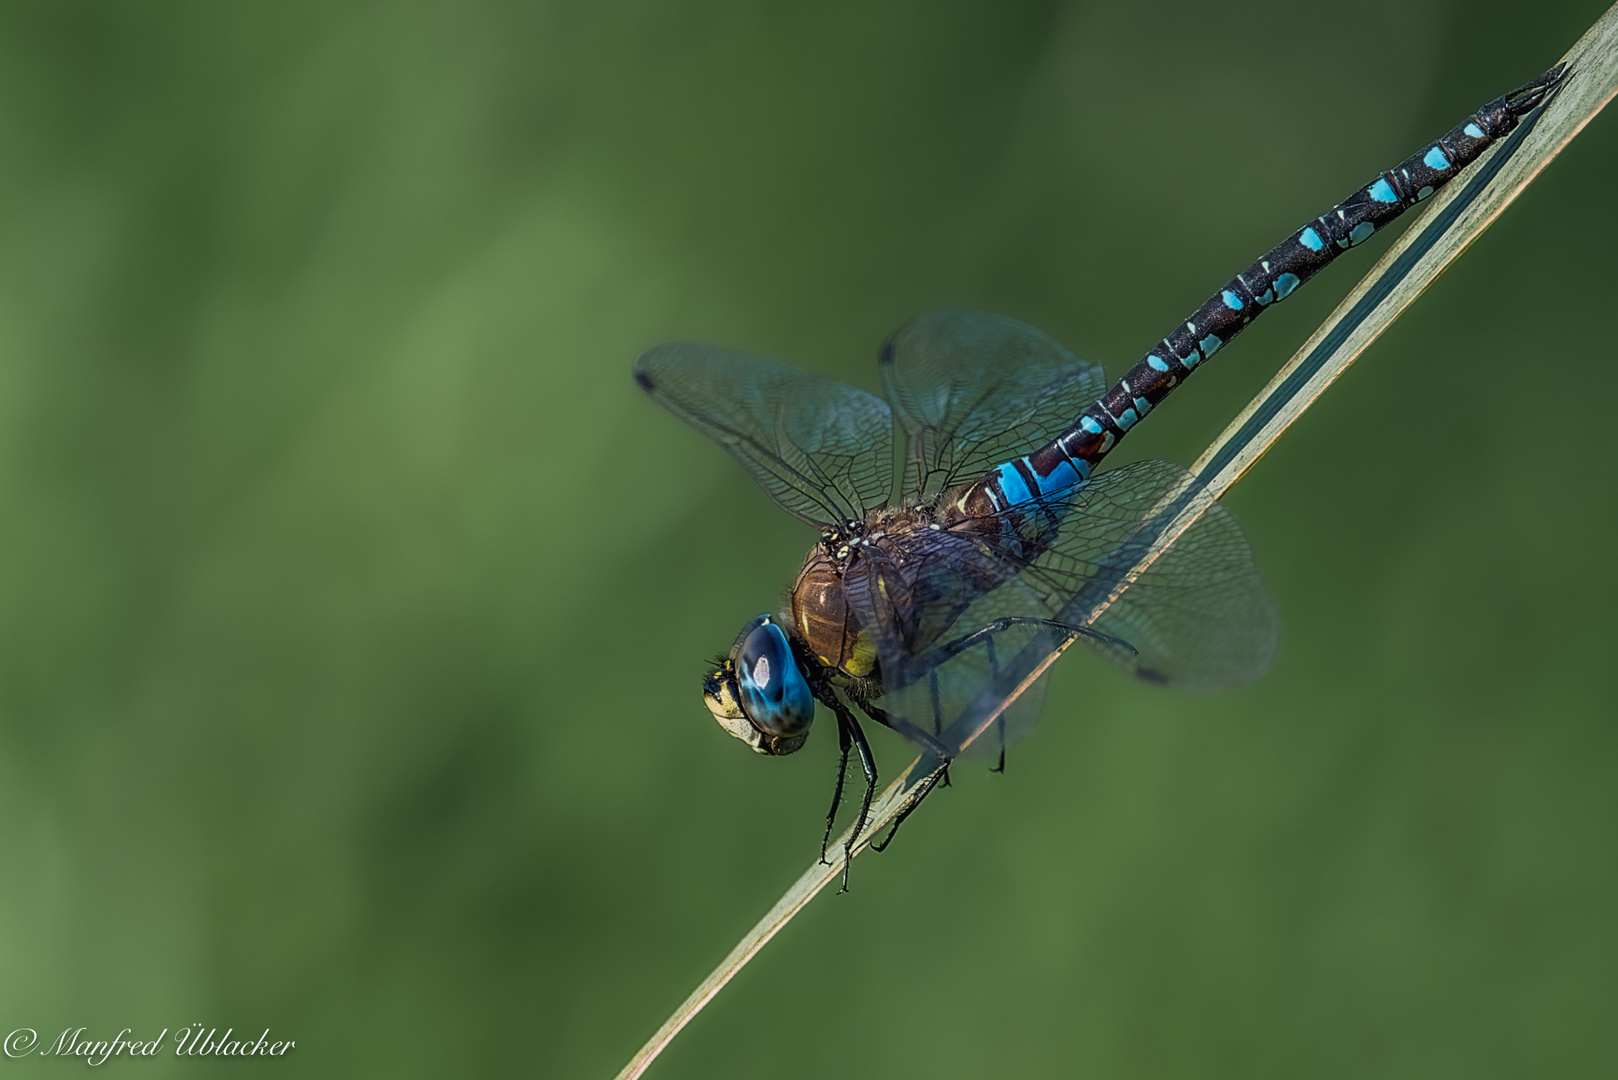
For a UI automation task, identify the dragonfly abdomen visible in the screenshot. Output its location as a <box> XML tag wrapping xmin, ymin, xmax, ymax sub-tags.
<box><xmin>952</xmin><ymin>64</ymin><xmax>1565</xmax><ymax>527</ymax></box>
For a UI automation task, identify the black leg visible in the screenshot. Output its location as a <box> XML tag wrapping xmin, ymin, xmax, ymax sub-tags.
<box><xmin>821</xmin><ymin>693</ymin><xmax>878</xmax><ymax>893</ymax></box>
<box><xmin>840</xmin><ymin>712</ymin><xmax>878</xmax><ymax>894</ymax></box>
<box><xmin>930</xmin><ymin>670</ymin><xmax>942</xmax><ymax>736</ymax></box>
<box><xmin>925</xmin><ymin>675</ymin><xmax>952</xmax><ymax>786</ymax></box>
<box><xmin>983</xmin><ymin>635</ymin><xmax>1007</xmax><ymax>774</ymax></box>
<box><xmin>857</xmin><ymin>699</ymin><xmax>953</xmax><ymax>765</ymax></box>
<box><xmin>872</xmin><ymin>762</ymin><xmax>948</xmax><ymax>853</ymax></box>
<box><xmin>925</xmin><ymin>680</ymin><xmax>944</xmax><ymax>790</ymax></box>
<box><xmin>892</xmin><ymin>616</ymin><xmax>1129</xmax><ymax>766</ymax></box>
<box><xmin>905</xmin><ymin>617</ymin><xmax>1133</xmax><ymax>681</ymax></box>
<box><xmin>820</xmin><ymin>714</ymin><xmax>853</xmax><ymax>865</ymax></box>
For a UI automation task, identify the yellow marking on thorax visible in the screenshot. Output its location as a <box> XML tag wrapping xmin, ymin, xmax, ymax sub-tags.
<box><xmin>842</xmin><ymin>629</ymin><xmax>878</xmax><ymax>678</ymax></box>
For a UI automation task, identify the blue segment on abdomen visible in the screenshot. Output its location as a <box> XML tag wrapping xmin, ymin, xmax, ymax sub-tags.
<box><xmin>995</xmin><ymin>462</ymin><xmax>1033</xmax><ymax>506</ymax></box>
<box><xmin>1034</xmin><ymin>455</ymin><xmax>1084</xmax><ymax>493</ymax></box>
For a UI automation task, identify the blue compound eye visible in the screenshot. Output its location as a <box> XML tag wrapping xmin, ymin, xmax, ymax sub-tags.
<box><xmin>734</xmin><ymin>617</ymin><xmax>815</xmax><ymax>737</ymax></box>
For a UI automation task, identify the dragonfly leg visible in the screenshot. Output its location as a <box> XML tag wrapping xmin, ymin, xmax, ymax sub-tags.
<box><xmin>926</xmin><ymin>674</ymin><xmax>952</xmax><ymax>787</ymax></box>
<box><xmin>929</xmin><ymin>670</ymin><xmax>942</xmax><ymax>736</ymax></box>
<box><xmin>856</xmin><ymin>699</ymin><xmax>953</xmax><ymax>765</ymax></box>
<box><xmin>819</xmin><ymin>714</ymin><xmax>853</xmax><ymax>865</ymax></box>
<box><xmin>821</xmin><ymin>692</ymin><xmax>878</xmax><ymax>893</ymax></box>
<box><xmin>871</xmin><ymin>761</ymin><xmax>949</xmax><ymax>854</ymax></box>
<box><xmin>856</xmin><ymin>698</ymin><xmax>952</xmax><ymax>794</ymax></box>
<box><xmin>912</xmin><ymin>616</ymin><xmax>1135</xmax><ymax>679</ymax></box>
<box><xmin>841</xmin><ymin>714</ymin><xmax>878</xmax><ymax>894</ymax></box>
<box><xmin>908</xmin><ymin>617</ymin><xmax>1135</xmax><ymax>762</ymax></box>
<box><xmin>983</xmin><ymin>634</ymin><xmax>1007</xmax><ymax>774</ymax></box>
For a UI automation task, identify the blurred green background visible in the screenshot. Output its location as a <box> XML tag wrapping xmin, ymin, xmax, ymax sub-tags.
<box><xmin>0</xmin><ymin>1</ymin><xmax>1613</xmax><ymax>1076</ymax></box>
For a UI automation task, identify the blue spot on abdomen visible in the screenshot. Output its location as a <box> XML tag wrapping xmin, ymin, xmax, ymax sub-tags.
<box><xmin>1299</xmin><ymin>227</ymin><xmax>1324</xmax><ymax>252</ymax></box>
<box><xmin>1369</xmin><ymin>178</ymin><xmax>1397</xmax><ymax>203</ymax></box>
<box><xmin>1424</xmin><ymin>146</ymin><xmax>1451</xmax><ymax>170</ymax></box>
<box><xmin>1221</xmin><ymin>289</ymin><xmax>1243</xmax><ymax>311</ymax></box>
<box><xmin>1464</xmin><ymin>122</ymin><xmax>1484</xmax><ymax>139</ymax></box>
<box><xmin>1274</xmin><ymin>272</ymin><xmax>1299</xmax><ymax>300</ymax></box>
<box><xmin>995</xmin><ymin>462</ymin><xmax>1033</xmax><ymax>506</ymax></box>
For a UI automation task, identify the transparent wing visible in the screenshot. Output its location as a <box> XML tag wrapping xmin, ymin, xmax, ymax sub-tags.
<box><xmin>1020</xmin><ymin>459</ymin><xmax>1279</xmax><ymax>691</ymax></box>
<box><xmin>843</xmin><ymin>459</ymin><xmax>1276</xmax><ymax>755</ymax></box>
<box><xmin>875</xmin><ymin>576</ymin><xmax>1062</xmax><ymax>761</ymax></box>
<box><xmin>635</xmin><ymin>342</ymin><xmax>894</xmax><ymax>527</ymax></box>
<box><xmin>878</xmin><ymin>309</ymin><xmax>1109</xmax><ymax>502</ymax></box>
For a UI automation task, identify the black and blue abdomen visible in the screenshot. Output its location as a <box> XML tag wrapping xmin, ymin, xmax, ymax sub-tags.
<box><xmin>951</xmin><ymin>64</ymin><xmax>1566</xmax><ymax>527</ymax></box>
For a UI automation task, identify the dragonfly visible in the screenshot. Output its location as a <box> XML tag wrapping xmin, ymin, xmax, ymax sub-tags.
<box><xmin>634</xmin><ymin>64</ymin><xmax>1566</xmax><ymax>881</ymax></box>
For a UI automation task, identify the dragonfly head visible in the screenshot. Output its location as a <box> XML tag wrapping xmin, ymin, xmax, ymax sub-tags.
<box><xmin>703</xmin><ymin>614</ymin><xmax>815</xmax><ymax>755</ymax></box>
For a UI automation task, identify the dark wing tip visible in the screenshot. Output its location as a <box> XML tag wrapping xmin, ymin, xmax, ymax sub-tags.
<box><xmin>632</xmin><ymin>346</ymin><xmax>668</xmax><ymax>392</ymax></box>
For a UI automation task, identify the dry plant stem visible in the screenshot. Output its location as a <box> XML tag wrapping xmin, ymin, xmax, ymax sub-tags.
<box><xmin>614</xmin><ymin>10</ymin><xmax>1618</xmax><ymax>1078</ymax></box>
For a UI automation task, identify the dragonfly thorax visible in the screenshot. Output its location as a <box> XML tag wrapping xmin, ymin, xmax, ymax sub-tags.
<box><xmin>791</xmin><ymin>502</ymin><xmax>947</xmax><ymax>682</ymax></box>
<box><xmin>791</xmin><ymin>543</ymin><xmax>873</xmax><ymax>679</ymax></box>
